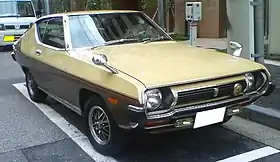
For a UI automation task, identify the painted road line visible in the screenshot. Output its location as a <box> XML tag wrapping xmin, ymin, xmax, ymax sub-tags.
<box><xmin>217</xmin><ymin>146</ymin><xmax>280</xmax><ymax>162</ymax></box>
<box><xmin>13</xmin><ymin>82</ymin><xmax>118</xmax><ymax>162</ymax></box>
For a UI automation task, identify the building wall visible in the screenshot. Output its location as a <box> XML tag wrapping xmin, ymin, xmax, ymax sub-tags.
<box><xmin>197</xmin><ymin>0</ymin><xmax>226</xmax><ymax>38</ymax></box>
<box><xmin>268</xmin><ymin>0</ymin><xmax>280</xmax><ymax>57</ymax></box>
<box><xmin>174</xmin><ymin>0</ymin><xmax>227</xmax><ymax>38</ymax></box>
<box><xmin>226</xmin><ymin>0</ymin><xmax>254</xmax><ymax>60</ymax></box>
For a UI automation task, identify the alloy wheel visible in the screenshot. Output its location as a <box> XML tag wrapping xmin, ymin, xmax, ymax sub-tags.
<box><xmin>88</xmin><ymin>106</ymin><xmax>111</xmax><ymax>145</ymax></box>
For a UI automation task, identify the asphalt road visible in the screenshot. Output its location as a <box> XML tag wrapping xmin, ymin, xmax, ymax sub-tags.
<box><xmin>255</xmin><ymin>63</ymin><xmax>280</xmax><ymax>110</ymax></box>
<box><xmin>1</xmin><ymin>49</ymin><xmax>280</xmax><ymax>162</ymax></box>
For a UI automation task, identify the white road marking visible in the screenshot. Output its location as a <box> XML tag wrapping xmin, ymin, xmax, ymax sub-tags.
<box><xmin>13</xmin><ymin>82</ymin><xmax>118</xmax><ymax>162</ymax></box>
<box><xmin>217</xmin><ymin>146</ymin><xmax>280</xmax><ymax>162</ymax></box>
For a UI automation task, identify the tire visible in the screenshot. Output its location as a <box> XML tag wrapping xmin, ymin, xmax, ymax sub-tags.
<box><xmin>84</xmin><ymin>96</ymin><xmax>129</xmax><ymax>155</ymax></box>
<box><xmin>25</xmin><ymin>71</ymin><xmax>47</xmax><ymax>103</ymax></box>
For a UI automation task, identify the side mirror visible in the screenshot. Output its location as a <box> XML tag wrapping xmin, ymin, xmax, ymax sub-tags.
<box><xmin>229</xmin><ymin>41</ymin><xmax>242</xmax><ymax>57</ymax></box>
<box><xmin>92</xmin><ymin>54</ymin><xmax>108</xmax><ymax>65</ymax></box>
<box><xmin>92</xmin><ymin>54</ymin><xmax>118</xmax><ymax>74</ymax></box>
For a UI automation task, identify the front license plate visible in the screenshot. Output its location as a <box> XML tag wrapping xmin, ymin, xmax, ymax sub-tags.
<box><xmin>3</xmin><ymin>36</ymin><xmax>15</xmax><ymax>42</ymax></box>
<box><xmin>193</xmin><ymin>107</ymin><xmax>226</xmax><ymax>129</ymax></box>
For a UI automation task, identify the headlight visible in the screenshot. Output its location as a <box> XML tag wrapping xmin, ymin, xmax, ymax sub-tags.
<box><xmin>244</xmin><ymin>71</ymin><xmax>268</xmax><ymax>93</ymax></box>
<box><xmin>144</xmin><ymin>89</ymin><xmax>162</xmax><ymax>110</ymax></box>
<box><xmin>245</xmin><ymin>73</ymin><xmax>255</xmax><ymax>91</ymax></box>
<box><xmin>0</xmin><ymin>24</ymin><xmax>5</xmax><ymax>30</ymax></box>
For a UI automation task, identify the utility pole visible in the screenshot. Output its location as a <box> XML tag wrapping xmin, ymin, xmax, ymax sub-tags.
<box><xmin>253</xmin><ymin>0</ymin><xmax>265</xmax><ymax>64</ymax></box>
<box><xmin>158</xmin><ymin>0</ymin><xmax>166</xmax><ymax>30</ymax></box>
<box><xmin>44</xmin><ymin>0</ymin><xmax>50</xmax><ymax>15</ymax></box>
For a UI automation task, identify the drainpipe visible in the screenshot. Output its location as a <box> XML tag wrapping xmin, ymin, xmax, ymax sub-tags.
<box><xmin>158</xmin><ymin>0</ymin><xmax>166</xmax><ymax>30</ymax></box>
<box><xmin>248</xmin><ymin>0</ymin><xmax>255</xmax><ymax>61</ymax></box>
<box><xmin>251</xmin><ymin>0</ymin><xmax>265</xmax><ymax>64</ymax></box>
<box><xmin>44</xmin><ymin>0</ymin><xmax>50</xmax><ymax>15</ymax></box>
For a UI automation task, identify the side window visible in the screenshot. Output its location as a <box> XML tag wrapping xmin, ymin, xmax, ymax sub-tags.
<box><xmin>37</xmin><ymin>19</ymin><xmax>49</xmax><ymax>41</ymax></box>
<box><xmin>37</xmin><ymin>17</ymin><xmax>65</xmax><ymax>49</ymax></box>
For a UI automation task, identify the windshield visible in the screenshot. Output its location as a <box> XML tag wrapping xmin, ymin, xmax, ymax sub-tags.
<box><xmin>68</xmin><ymin>12</ymin><xmax>171</xmax><ymax>48</ymax></box>
<box><xmin>0</xmin><ymin>1</ymin><xmax>35</xmax><ymax>17</ymax></box>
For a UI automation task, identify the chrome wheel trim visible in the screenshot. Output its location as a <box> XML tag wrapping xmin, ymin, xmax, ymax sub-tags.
<box><xmin>88</xmin><ymin>106</ymin><xmax>111</xmax><ymax>145</ymax></box>
<box><xmin>27</xmin><ymin>73</ymin><xmax>35</xmax><ymax>96</ymax></box>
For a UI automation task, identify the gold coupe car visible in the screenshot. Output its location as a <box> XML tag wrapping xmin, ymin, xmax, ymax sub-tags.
<box><xmin>11</xmin><ymin>10</ymin><xmax>275</xmax><ymax>155</ymax></box>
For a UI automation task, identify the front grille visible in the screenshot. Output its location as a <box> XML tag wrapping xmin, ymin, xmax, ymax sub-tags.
<box><xmin>5</xmin><ymin>25</ymin><xmax>15</xmax><ymax>29</ymax></box>
<box><xmin>4</xmin><ymin>24</ymin><xmax>30</xmax><ymax>30</ymax></box>
<box><xmin>20</xmin><ymin>25</ymin><xmax>30</xmax><ymax>29</ymax></box>
<box><xmin>176</xmin><ymin>80</ymin><xmax>247</xmax><ymax>106</ymax></box>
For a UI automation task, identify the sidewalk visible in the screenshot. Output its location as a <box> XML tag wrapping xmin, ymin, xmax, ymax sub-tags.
<box><xmin>194</xmin><ymin>38</ymin><xmax>280</xmax><ymax>130</ymax></box>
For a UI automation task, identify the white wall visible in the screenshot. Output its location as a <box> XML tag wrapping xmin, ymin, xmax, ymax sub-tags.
<box><xmin>268</xmin><ymin>0</ymin><xmax>280</xmax><ymax>56</ymax></box>
<box><xmin>226</xmin><ymin>0</ymin><xmax>254</xmax><ymax>60</ymax></box>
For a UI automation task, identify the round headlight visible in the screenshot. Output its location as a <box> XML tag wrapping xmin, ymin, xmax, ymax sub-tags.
<box><xmin>245</xmin><ymin>73</ymin><xmax>255</xmax><ymax>91</ymax></box>
<box><xmin>144</xmin><ymin>89</ymin><xmax>162</xmax><ymax>110</ymax></box>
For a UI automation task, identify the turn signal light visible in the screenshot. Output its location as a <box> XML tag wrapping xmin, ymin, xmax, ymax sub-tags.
<box><xmin>108</xmin><ymin>97</ymin><xmax>118</xmax><ymax>105</ymax></box>
<box><xmin>145</xmin><ymin>120</ymin><xmax>169</xmax><ymax>127</ymax></box>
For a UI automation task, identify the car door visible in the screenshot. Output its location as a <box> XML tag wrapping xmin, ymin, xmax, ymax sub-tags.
<box><xmin>31</xmin><ymin>16</ymin><xmax>70</xmax><ymax>100</ymax></box>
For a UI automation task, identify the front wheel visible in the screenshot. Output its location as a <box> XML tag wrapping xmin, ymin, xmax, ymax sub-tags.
<box><xmin>25</xmin><ymin>71</ymin><xmax>47</xmax><ymax>103</ymax></box>
<box><xmin>84</xmin><ymin>97</ymin><xmax>129</xmax><ymax>155</ymax></box>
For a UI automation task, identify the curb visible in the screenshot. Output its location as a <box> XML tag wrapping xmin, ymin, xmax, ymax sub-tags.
<box><xmin>237</xmin><ymin>105</ymin><xmax>280</xmax><ymax>131</ymax></box>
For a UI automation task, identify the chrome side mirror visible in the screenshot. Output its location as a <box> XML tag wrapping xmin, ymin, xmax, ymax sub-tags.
<box><xmin>229</xmin><ymin>41</ymin><xmax>242</xmax><ymax>57</ymax></box>
<box><xmin>92</xmin><ymin>54</ymin><xmax>108</xmax><ymax>65</ymax></box>
<box><xmin>92</xmin><ymin>54</ymin><xmax>118</xmax><ymax>74</ymax></box>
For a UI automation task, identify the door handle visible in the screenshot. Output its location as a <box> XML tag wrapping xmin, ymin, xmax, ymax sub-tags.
<box><xmin>35</xmin><ymin>49</ymin><xmax>42</xmax><ymax>55</ymax></box>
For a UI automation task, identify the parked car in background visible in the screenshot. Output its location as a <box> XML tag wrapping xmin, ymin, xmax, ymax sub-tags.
<box><xmin>11</xmin><ymin>10</ymin><xmax>275</xmax><ymax>155</ymax></box>
<box><xmin>0</xmin><ymin>0</ymin><xmax>37</xmax><ymax>49</ymax></box>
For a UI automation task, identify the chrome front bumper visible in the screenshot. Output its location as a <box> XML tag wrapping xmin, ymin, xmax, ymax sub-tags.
<box><xmin>127</xmin><ymin>81</ymin><xmax>275</xmax><ymax>133</ymax></box>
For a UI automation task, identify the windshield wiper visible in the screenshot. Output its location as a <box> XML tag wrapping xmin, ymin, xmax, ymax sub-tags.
<box><xmin>141</xmin><ymin>37</ymin><xmax>171</xmax><ymax>43</ymax></box>
<box><xmin>90</xmin><ymin>45</ymin><xmax>102</xmax><ymax>50</ymax></box>
<box><xmin>105</xmin><ymin>39</ymin><xmax>139</xmax><ymax>45</ymax></box>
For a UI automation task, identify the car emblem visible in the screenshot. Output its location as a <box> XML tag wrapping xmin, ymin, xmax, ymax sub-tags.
<box><xmin>15</xmin><ymin>24</ymin><xmax>20</xmax><ymax>30</ymax></box>
<box><xmin>213</xmin><ymin>88</ymin><xmax>219</xmax><ymax>97</ymax></box>
<box><xmin>233</xmin><ymin>83</ymin><xmax>243</xmax><ymax>96</ymax></box>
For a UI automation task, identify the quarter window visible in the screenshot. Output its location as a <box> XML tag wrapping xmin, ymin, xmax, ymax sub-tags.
<box><xmin>37</xmin><ymin>17</ymin><xmax>65</xmax><ymax>49</ymax></box>
<box><xmin>37</xmin><ymin>19</ymin><xmax>48</xmax><ymax>41</ymax></box>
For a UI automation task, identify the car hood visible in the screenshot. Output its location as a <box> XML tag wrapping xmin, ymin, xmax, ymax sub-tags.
<box><xmin>88</xmin><ymin>41</ymin><xmax>263</xmax><ymax>88</ymax></box>
<box><xmin>0</xmin><ymin>17</ymin><xmax>37</xmax><ymax>24</ymax></box>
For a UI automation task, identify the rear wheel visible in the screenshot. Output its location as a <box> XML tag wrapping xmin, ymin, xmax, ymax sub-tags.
<box><xmin>84</xmin><ymin>96</ymin><xmax>129</xmax><ymax>155</ymax></box>
<box><xmin>25</xmin><ymin>71</ymin><xmax>47</xmax><ymax>103</ymax></box>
